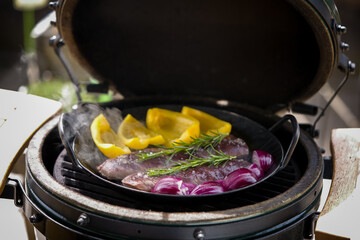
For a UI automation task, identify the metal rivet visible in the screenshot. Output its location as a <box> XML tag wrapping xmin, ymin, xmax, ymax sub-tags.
<box><xmin>340</xmin><ymin>42</ymin><xmax>350</xmax><ymax>51</ymax></box>
<box><xmin>193</xmin><ymin>229</ymin><xmax>205</xmax><ymax>240</ymax></box>
<box><xmin>49</xmin><ymin>35</ymin><xmax>58</xmax><ymax>47</ymax></box>
<box><xmin>336</xmin><ymin>24</ymin><xmax>347</xmax><ymax>34</ymax></box>
<box><xmin>348</xmin><ymin>61</ymin><xmax>356</xmax><ymax>74</ymax></box>
<box><xmin>77</xmin><ymin>213</ymin><xmax>90</xmax><ymax>226</ymax></box>
<box><xmin>49</xmin><ymin>35</ymin><xmax>65</xmax><ymax>48</ymax></box>
<box><xmin>29</xmin><ymin>214</ymin><xmax>43</xmax><ymax>223</ymax></box>
<box><xmin>48</xmin><ymin>1</ymin><xmax>59</xmax><ymax>10</ymax></box>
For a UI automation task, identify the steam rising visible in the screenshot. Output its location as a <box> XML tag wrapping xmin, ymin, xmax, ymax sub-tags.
<box><xmin>61</xmin><ymin>104</ymin><xmax>124</xmax><ymax>173</ymax></box>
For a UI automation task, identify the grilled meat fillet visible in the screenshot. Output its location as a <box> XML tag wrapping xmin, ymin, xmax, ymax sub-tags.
<box><xmin>122</xmin><ymin>158</ymin><xmax>251</xmax><ymax>191</ymax></box>
<box><xmin>97</xmin><ymin>148</ymin><xmax>173</xmax><ymax>180</ymax></box>
<box><xmin>97</xmin><ymin>135</ymin><xmax>250</xmax><ymax>190</ymax></box>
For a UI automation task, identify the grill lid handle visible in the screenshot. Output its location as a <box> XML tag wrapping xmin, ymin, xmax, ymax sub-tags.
<box><xmin>49</xmin><ymin>34</ymin><xmax>82</xmax><ymax>104</ymax></box>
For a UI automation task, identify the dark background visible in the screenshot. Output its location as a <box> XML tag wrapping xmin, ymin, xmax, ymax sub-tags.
<box><xmin>0</xmin><ymin>1</ymin><xmax>50</xmax><ymax>90</ymax></box>
<box><xmin>0</xmin><ymin>0</ymin><xmax>359</xmax><ymax>152</ymax></box>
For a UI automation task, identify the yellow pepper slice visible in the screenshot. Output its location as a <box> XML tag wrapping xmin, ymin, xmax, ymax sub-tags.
<box><xmin>118</xmin><ymin>114</ymin><xmax>165</xmax><ymax>149</ymax></box>
<box><xmin>90</xmin><ymin>114</ymin><xmax>131</xmax><ymax>158</ymax></box>
<box><xmin>146</xmin><ymin>108</ymin><xmax>200</xmax><ymax>146</ymax></box>
<box><xmin>181</xmin><ymin>106</ymin><xmax>232</xmax><ymax>135</ymax></box>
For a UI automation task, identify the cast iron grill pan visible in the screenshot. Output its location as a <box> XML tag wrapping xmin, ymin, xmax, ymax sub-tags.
<box><xmin>59</xmin><ymin>103</ymin><xmax>299</xmax><ymax>201</ymax></box>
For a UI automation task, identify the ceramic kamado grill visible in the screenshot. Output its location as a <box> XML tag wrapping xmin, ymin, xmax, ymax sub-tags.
<box><xmin>0</xmin><ymin>0</ymin><xmax>357</xmax><ymax>239</ymax></box>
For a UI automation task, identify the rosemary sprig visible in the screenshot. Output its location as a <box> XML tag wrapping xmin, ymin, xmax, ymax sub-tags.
<box><xmin>136</xmin><ymin>148</ymin><xmax>174</xmax><ymax>161</ymax></box>
<box><xmin>147</xmin><ymin>147</ymin><xmax>237</xmax><ymax>177</ymax></box>
<box><xmin>136</xmin><ymin>131</ymin><xmax>235</xmax><ymax>177</ymax></box>
<box><xmin>136</xmin><ymin>131</ymin><xmax>228</xmax><ymax>161</ymax></box>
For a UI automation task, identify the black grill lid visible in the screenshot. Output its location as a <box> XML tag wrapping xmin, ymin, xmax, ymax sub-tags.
<box><xmin>56</xmin><ymin>0</ymin><xmax>342</xmax><ymax>110</ymax></box>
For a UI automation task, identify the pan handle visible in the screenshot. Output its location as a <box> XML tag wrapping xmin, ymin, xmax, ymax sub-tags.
<box><xmin>58</xmin><ymin>113</ymin><xmax>85</xmax><ymax>171</ymax></box>
<box><xmin>269</xmin><ymin>114</ymin><xmax>300</xmax><ymax>170</ymax></box>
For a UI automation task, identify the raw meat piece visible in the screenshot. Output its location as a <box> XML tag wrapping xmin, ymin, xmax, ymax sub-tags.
<box><xmin>122</xmin><ymin>158</ymin><xmax>251</xmax><ymax>192</ymax></box>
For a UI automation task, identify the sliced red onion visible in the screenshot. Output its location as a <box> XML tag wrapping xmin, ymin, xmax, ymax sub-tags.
<box><xmin>252</xmin><ymin>150</ymin><xmax>274</xmax><ymax>172</ymax></box>
<box><xmin>151</xmin><ymin>177</ymin><xmax>194</xmax><ymax>195</ymax></box>
<box><xmin>215</xmin><ymin>179</ymin><xmax>224</xmax><ymax>184</ymax></box>
<box><xmin>248</xmin><ymin>163</ymin><xmax>264</xmax><ymax>180</ymax></box>
<box><xmin>190</xmin><ymin>181</ymin><xmax>225</xmax><ymax>195</ymax></box>
<box><xmin>183</xmin><ymin>182</ymin><xmax>197</xmax><ymax>194</ymax></box>
<box><xmin>222</xmin><ymin>168</ymin><xmax>257</xmax><ymax>191</ymax></box>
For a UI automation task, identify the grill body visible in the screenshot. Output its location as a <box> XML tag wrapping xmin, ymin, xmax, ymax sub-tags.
<box><xmin>0</xmin><ymin>0</ymin><xmax>354</xmax><ymax>238</ymax></box>
<box><xmin>24</xmin><ymin>98</ymin><xmax>323</xmax><ymax>239</ymax></box>
<box><xmin>24</xmin><ymin>0</ymin><xmax>339</xmax><ymax>238</ymax></box>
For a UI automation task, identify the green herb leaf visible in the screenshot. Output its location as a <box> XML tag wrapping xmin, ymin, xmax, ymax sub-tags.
<box><xmin>136</xmin><ymin>131</ymin><xmax>228</xmax><ymax>161</ymax></box>
<box><xmin>147</xmin><ymin>147</ymin><xmax>237</xmax><ymax>177</ymax></box>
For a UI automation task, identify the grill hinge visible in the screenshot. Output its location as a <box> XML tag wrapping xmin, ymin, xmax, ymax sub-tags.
<box><xmin>0</xmin><ymin>178</ymin><xmax>24</xmax><ymax>207</ymax></box>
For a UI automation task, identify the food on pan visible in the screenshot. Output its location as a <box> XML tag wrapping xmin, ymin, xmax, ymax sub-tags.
<box><xmin>91</xmin><ymin>106</ymin><xmax>233</xmax><ymax>158</ymax></box>
<box><xmin>90</xmin><ymin>114</ymin><xmax>130</xmax><ymax>158</ymax></box>
<box><xmin>181</xmin><ymin>106</ymin><xmax>232</xmax><ymax>135</ymax></box>
<box><xmin>118</xmin><ymin>114</ymin><xmax>165</xmax><ymax>149</ymax></box>
<box><xmin>91</xmin><ymin>106</ymin><xmax>274</xmax><ymax>195</ymax></box>
<box><xmin>98</xmin><ymin>134</ymin><xmax>249</xmax><ymax>179</ymax></box>
<box><xmin>121</xmin><ymin>147</ymin><xmax>273</xmax><ymax>194</ymax></box>
<box><xmin>98</xmin><ymin>134</ymin><xmax>250</xmax><ymax>191</ymax></box>
<box><xmin>122</xmin><ymin>155</ymin><xmax>251</xmax><ymax>192</ymax></box>
<box><xmin>146</xmin><ymin>108</ymin><xmax>201</xmax><ymax>146</ymax></box>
